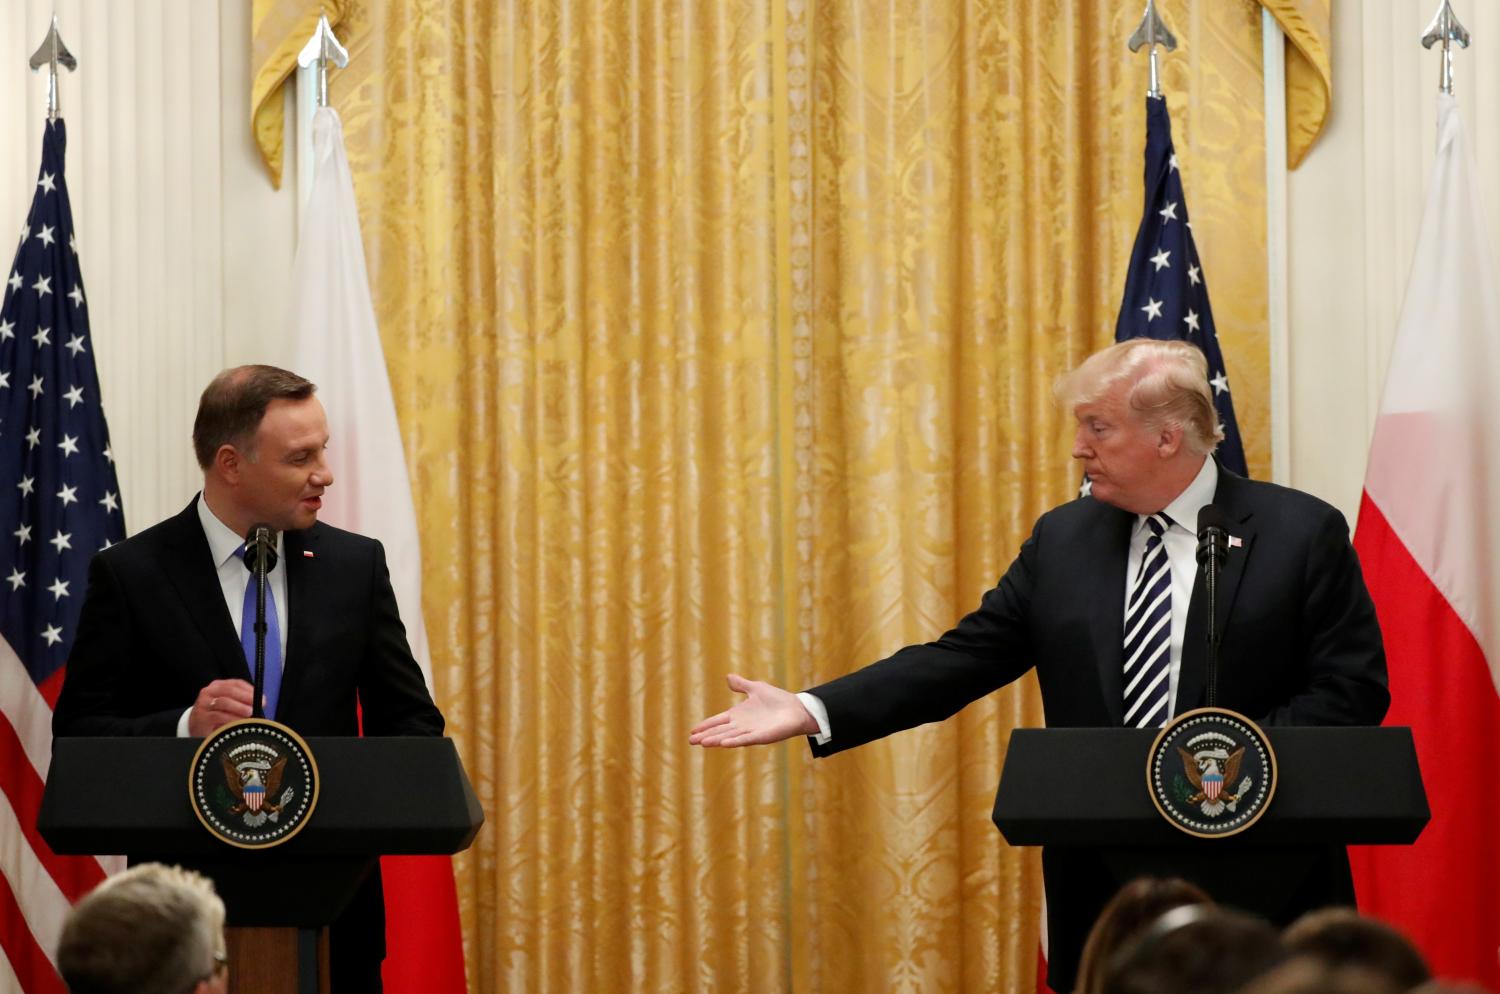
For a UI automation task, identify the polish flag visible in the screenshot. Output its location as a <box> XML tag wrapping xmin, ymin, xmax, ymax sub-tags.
<box><xmin>1349</xmin><ymin>92</ymin><xmax>1500</xmax><ymax>990</ymax></box>
<box><xmin>288</xmin><ymin>106</ymin><xmax>467</xmax><ymax>994</ymax></box>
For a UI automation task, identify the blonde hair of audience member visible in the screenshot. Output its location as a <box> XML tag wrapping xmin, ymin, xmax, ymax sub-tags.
<box><xmin>1074</xmin><ymin>876</ymin><xmax>1213</xmax><ymax>994</ymax></box>
<box><xmin>1283</xmin><ymin>907</ymin><xmax>1431</xmax><ymax>991</ymax></box>
<box><xmin>1238</xmin><ymin>958</ymin><xmax>1406</xmax><ymax>994</ymax></box>
<box><xmin>56</xmin><ymin>863</ymin><xmax>227</xmax><ymax>994</ymax></box>
<box><xmin>1054</xmin><ymin>337</ymin><xmax>1225</xmax><ymax>456</ymax></box>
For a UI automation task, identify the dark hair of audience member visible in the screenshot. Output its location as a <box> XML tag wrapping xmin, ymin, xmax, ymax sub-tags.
<box><xmin>1073</xmin><ymin>877</ymin><xmax>1213</xmax><ymax>994</ymax></box>
<box><xmin>1283</xmin><ymin>907</ymin><xmax>1431</xmax><ymax>990</ymax></box>
<box><xmin>1237</xmin><ymin>957</ymin><xmax>1406</xmax><ymax>994</ymax></box>
<box><xmin>1102</xmin><ymin>904</ymin><xmax>1285</xmax><ymax>994</ymax></box>
<box><xmin>1411</xmin><ymin>981</ymin><xmax>1497</xmax><ymax>994</ymax></box>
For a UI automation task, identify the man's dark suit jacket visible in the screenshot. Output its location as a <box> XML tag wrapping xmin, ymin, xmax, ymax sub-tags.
<box><xmin>53</xmin><ymin>497</ymin><xmax>445</xmax><ymax>993</ymax></box>
<box><xmin>805</xmin><ymin>467</ymin><xmax>1389</xmax><ymax>992</ymax></box>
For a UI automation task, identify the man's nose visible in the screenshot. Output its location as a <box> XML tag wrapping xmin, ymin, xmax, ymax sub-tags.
<box><xmin>1071</xmin><ymin>430</ymin><xmax>1091</xmax><ymax>459</ymax></box>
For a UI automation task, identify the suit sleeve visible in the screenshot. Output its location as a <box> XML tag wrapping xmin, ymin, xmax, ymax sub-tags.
<box><xmin>52</xmin><ymin>553</ymin><xmax>185</xmax><ymax>737</ymax></box>
<box><xmin>804</xmin><ymin>518</ymin><xmax>1043</xmax><ymax>757</ymax></box>
<box><xmin>356</xmin><ymin>540</ymin><xmax>445</xmax><ymax>737</ymax></box>
<box><xmin>1262</xmin><ymin>505</ymin><xmax>1390</xmax><ymax>727</ymax></box>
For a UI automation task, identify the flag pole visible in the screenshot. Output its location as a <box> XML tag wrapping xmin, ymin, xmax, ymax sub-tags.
<box><xmin>1421</xmin><ymin>1</ymin><xmax>1470</xmax><ymax>95</ymax></box>
<box><xmin>1127</xmin><ymin>0</ymin><xmax>1178</xmax><ymax>99</ymax></box>
<box><xmin>297</xmin><ymin>12</ymin><xmax>349</xmax><ymax>110</ymax></box>
<box><xmin>28</xmin><ymin>14</ymin><xmax>77</xmax><ymax>122</ymax></box>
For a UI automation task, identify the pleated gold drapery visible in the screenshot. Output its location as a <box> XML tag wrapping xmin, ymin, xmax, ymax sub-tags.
<box><xmin>249</xmin><ymin>2</ymin><xmax>1316</xmax><ymax>991</ymax></box>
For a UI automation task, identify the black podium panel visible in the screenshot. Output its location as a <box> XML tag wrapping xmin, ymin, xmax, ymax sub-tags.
<box><xmin>992</xmin><ymin>726</ymin><xmax>1428</xmax><ymax>847</ymax></box>
<box><xmin>38</xmin><ymin>736</ymin><xmax>483</xmax><ymax>858</ymax></box>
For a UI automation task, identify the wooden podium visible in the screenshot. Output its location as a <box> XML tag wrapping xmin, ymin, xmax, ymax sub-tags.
<box><xmin>39</xmin><ymin>736</ymin><xmax>483</xmax><ymax>994</ymax></box>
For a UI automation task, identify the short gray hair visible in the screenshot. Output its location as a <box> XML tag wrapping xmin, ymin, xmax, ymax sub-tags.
<box><xmin>57</xmin><ymin>863</ymin><xmax>225</xmax><ymax>994</ymax></box>
<box><xmin>1054</xmin><ymin>338</ymin><xmax>1224</xmax><ymax>455</ymax></box>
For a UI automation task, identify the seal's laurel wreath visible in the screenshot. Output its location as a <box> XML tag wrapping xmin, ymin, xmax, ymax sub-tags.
<box><xmin>1147</xmin><ymin>707</ymin><xmax>1277</xmax><ymax>839</ymax></box>
<box><xmin>189</xmin><ymin>718</ymin><xmax>320</xmax><ymax>849</ymax></box>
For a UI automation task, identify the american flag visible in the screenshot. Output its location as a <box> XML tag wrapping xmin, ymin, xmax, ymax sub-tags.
<box><xmin>0</xmin><ymin>120</ymin><xmax>123</xmax><ymax>993</ymax></box>
<box><xmin>1112</xmin><ymin>95</ymin><xmax>1248</xmax><ymax>477</ymax></box>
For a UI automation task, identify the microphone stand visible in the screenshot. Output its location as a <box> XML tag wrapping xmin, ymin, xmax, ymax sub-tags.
<box><xmin>1204</xmin><ymin>546</ymin><xmax>1219</xmax><ymax>708</ymax></box>
<box><xmin>1196</xmin><ymin>506</ymin><xmax>1229</xmax><ymax>710</ymax></box>
<box><xmin>246</xmin><ymin>525</ymin><xmax>274</xmax><ymax>720</ymax></box>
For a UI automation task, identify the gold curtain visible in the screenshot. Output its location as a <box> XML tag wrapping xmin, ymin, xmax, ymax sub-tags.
<box><xmin>251</xmin><ymin>1</ymin><xmax>1282</xmax><ymax>991</ymax></box>
<box><xmin>1259</xmin><ymin>0</ymin><xmax>1333</xmax><ymax>167</ymax></box>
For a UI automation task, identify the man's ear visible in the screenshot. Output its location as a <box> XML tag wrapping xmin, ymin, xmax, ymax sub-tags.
<box><xmin>1156</xmin><ymin>425</ymin><xmax>1184</xmax><ymax>458</ymax></box>
<box><xmin>213</xmin><ymin>444</ymin><xmax>242</xmax><ymax>485</ymax></box>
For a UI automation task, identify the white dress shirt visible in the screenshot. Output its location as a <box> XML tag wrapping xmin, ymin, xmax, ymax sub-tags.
<box><xmin>798</xmin><ymin>456</ymin><xmax>1219</xmax><ymax>743</ymax></box>
<box><xmin>175</xmin><ymin>496</ymin><xmax>290</xmax><ymax>736</ymax></box>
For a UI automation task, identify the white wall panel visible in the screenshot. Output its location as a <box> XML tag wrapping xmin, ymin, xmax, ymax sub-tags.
<box><xmin>1287</xmin><ymin>0</ymin><xmax>1500</xmax><ymax>524</ymax></box>
<box><xmin>0</xmin><ymin>0</ymin><xmax>296</xmax><ymax>535</ymax></box>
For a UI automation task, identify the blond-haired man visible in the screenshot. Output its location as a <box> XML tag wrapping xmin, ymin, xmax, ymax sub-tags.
<box><xmin>691</xmin><ymin>339</ymin><xmax>1388</xmax><ymax>991</ymax></box>
<box><xmin>57</xmin><ymin>864</ymin><xmax>227</xmax><ymax>994</ymax></box>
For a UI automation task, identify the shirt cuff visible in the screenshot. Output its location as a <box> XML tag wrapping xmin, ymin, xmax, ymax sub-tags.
<box><xmin>795</xmin><ymin>692</ymin><xmax>832</xmax><ymax>745</ymax></box>
<box><xmin>175</xmin><ymin>708</ymin><xmax>193</xmax><ymax>737</ymax></box>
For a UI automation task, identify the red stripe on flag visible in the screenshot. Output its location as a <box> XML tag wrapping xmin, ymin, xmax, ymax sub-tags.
<box><xmin>1351</xmin><ymin>494</ymin><xmax>1500</xmax><ymax>990</ymax></box>
<box><xmin>34</xmin><ymin>667</ymin><xmax>65</xmax><ymax>711</ymax></box>
<box><xmin>380</xmin><ymin>855</ymin><xmax>467</xmax><ymax>993</ymax></box>
<box><xmin>0</xmin><ymin>715</ymin><xmax>106</xmax><ymax>903</ymax></box>
<box><xmin>0</xmin><ymin>868</ymin><xmax>68</xmax><ymax>994</ymax></box>
<box><xmin>1035</xmin><ymin>944</ymin><xmax>1059</xmax><ymax>994</ymax></box>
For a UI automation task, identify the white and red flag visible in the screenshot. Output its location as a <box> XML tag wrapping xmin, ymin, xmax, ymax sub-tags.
<box><xmin>289</xmin><ymin>105</ymin><xmax>467</xmax><ymax>994</ymax></box>
<box><xmin>1350</xmin><ymin>92</ymin><xmax>1500</xmax><ymax>990</ymax></box>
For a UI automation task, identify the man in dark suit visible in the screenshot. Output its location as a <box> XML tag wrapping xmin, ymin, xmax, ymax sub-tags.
<box><xmin>53</xmin><ymin>364</ymin><xmax>444</xmax><ymax>993</ymax></box>
<box><xmin>689</xmin><ymin>338</ymin><xmax>1388</xmax><ymax>991</ymax></box>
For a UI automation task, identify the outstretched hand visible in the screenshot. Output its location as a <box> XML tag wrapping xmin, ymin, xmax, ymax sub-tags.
<box><xmin>689</xmin><ymin>673</ymin><xmax>819</xmax><ymax>748</ymax></box>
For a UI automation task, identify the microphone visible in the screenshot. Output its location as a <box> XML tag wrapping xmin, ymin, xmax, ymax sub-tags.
<box><xmin>1196</xmin><ymin>505</ymin><xmax>1229</xmax><ymax>708</ymax></box>
<box><xmin>242</xmin><ymin>524</ymin><xmax>278</xmax><ymax>574</ymax></box>
<box><xmin>1196</xmin><ymin>504</ymin><xmax>1229</xmax><ymax>570</ymax></box>
<box><xmin>243</xmin><ymin>524</ymin><xmax>277</xmax><ymax>720</ymax></box>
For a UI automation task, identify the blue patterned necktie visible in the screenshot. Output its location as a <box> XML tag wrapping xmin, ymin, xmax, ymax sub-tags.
<box><xmin>1123</xmin><ymin>513</ymin><xmax>1173</xmax><ymax>727</ymax></box>
<box><xmin>237</xmin><ymin>544</ymin><xmax>282</xmax><ymax>720</ymax></box>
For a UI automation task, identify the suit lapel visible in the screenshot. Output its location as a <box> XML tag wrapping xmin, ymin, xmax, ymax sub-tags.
<box><xmin>159</xmin><ymin>498</ymin><xmax>251</xmax><ymax>681</ymax></box>
<box><xmin>278</xmin><ymin>525</ymin><xmax>321</xmax><ymax>709</ymax></box>
<box><xmin>1088</xmin><ymin>503</ymin><xmax>1136</xmax><ymax>725</ymax></box>
<box><xmin>1176</xmin><ymin>469</ymin><xmax>1257</xmax><ymax>713</ymax></box>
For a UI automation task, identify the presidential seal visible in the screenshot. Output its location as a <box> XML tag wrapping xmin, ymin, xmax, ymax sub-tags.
<box><xmin>188</xmin><ymin>719</ymin><xmax>319</xmax><ymax>849</ymax></box>
<box><xmin>1147</xmin><ymin>708</ymin><xmax>1276</xmax><ymax>838</ymax></box>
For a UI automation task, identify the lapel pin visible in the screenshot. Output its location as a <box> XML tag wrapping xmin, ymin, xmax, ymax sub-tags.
<box><xmin>302</xmin><ymin>550</ymin><xmax>316</xmax><ymax>559</ymax></box>
<box><xmin>1228</xmin><ymin>535</ymin><xmax>1243</xmax><ymax>548</ymax></box>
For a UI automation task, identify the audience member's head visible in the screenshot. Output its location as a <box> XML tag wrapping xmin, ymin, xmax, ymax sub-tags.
<box><xmin>1238</xmin><ymin>957</ymin><xmax>1406</xmax><ymax>994</ymax></box>
<box><xmin>1411</xmin><ymin>982</ymin><xmax>1498</xmax><ymax>994</ymax></box>
<box><xmin>57</xmin><ymin>863</ymin><xmax>227</xmax><ymax>994</ymax></box>
<box><xmin>1283</xmin><ymin>908</ymin><xmax>1431</xmax><ymax>991</ymax></box>
<box><xmin>1075</xmin><ymin>876</ymin><xmax>1213</xmax><ymax>994</ymax></box>
<box><xmin>1102</xmin><ymin>903</ymin><xmax>1285</xmax><ymax>994</ymax></box>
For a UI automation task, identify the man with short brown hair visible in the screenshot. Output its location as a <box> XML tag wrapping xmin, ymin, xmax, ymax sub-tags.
<box><xmin>54</xmin><ymin>364</ymin><xmax>443</xmax><ymax>991</ymax></box>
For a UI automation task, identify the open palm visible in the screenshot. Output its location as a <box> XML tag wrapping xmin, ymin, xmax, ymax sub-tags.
<box><xmin>689</xmin><ymin>673</ymin><xmax>818</xmax><ymax>747</ymax></box>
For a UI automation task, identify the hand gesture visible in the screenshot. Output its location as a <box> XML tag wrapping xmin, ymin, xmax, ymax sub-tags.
<box><xmin>689</xmin><ymin>673</ymin><xmax>819</xmax><ymax>747</ymax></box>
<box><xmin>187</xmin><ymin>679</ymin><xmax>257</xmax><ymax>736</ymax></box>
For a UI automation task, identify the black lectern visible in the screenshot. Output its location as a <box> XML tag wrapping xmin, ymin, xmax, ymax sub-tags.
<box><xmin>38</xmin><ymin>737</ymin><xmax>483</xmax><ymax>994</ymax></box>
<box><xmin>992</xmin><ymin>726</ymin><xmax>1428</xmax><ymax>991</ymax></box>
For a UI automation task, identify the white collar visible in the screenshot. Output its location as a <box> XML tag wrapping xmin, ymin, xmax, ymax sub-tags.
<box><xmin>1137</xmin><ymin>456</ymin><xmax>1218</xmax><ymax>534</ymax></box>
<box><xmin>195</xmin><ymin>493</ymin><xmax>284</xmax><ymax>568</ymax></box>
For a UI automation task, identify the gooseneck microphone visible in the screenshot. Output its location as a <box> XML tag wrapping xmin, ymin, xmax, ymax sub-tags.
<box><xmin>242</xmin><ymin>524</ymin><xmax>278</xmax><ymax>720</ymax></box>
<box><xmin>1196</xmin><ymin>505</ymin><xmax>1229</xmax><ymax>708</ymax></box>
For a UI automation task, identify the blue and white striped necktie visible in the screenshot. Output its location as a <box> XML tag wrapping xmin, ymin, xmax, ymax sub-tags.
<box><xmin>1123</xmin><ymin>513</ymin><xmax>1173</xmax><ymax>728</ymax></box>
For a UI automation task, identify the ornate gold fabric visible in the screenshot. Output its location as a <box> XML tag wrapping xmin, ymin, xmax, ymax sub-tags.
<box><xmin>1259</xmin><ymin>0</ymin><xmax>1333</xmax><ymax>167</ymax></box>
<box><xmin>253</xmin><ymin>1</ymin><xmax>1274</xmax><ymax>990</ymax></box>
<box><xmin>249</xmin><ymin>0</ymin><xmax>350</xmax><ymax>188</ymax></box>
